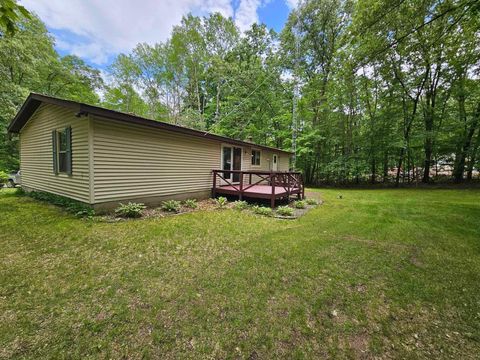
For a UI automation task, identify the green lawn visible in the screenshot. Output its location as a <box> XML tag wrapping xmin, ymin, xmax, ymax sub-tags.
<box><xmin>1</xmin><ymin>189</ymin><xmax>479</xmax><ymax>359</ymax></box>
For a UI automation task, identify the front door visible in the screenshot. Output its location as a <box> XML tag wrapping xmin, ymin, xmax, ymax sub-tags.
<box><xmin>222</xmin><ymin>146</ymin><xmax>242</xmax><ymax>183</ymax></box>
<box><xmin>272</xmin><ymin>154</ymin><xmax>278</xmax><ymax>171</ymax></box>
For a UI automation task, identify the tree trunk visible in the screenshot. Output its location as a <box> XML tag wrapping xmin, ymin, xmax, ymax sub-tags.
<box><xmin>466</xmin><ymin>129</ymin><xmax>480</xmax><ymax>180</ymax></box>
<box><xmin>422</xmin><ymin>92</ymin><xmax>435</xmax><ymax>183</ymax></box>
<box><xmin>371</xmin><ymin>157</ymin><xmax>376</xmax><ymax>184</ymax></box>
<box><xmin>383</xmin><ymin>151</ymin><xmax>389</xmax><ymax>183</ymax></box>
<box><xmin>395</xmin><ymin>148</ymin><xmax>405</xmax><ymax>187</ymax></box>
<box><xmin>453</xmin><ymin>102</ymin><xmax>480</xmax><ymax>182</ymax></box>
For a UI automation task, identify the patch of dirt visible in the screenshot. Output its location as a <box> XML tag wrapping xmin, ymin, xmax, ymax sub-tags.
<box><xmin>409</xmin><ymin>247</ymin><xmax>424</xmax><ymax>268</ymax></box>
<box><xmin>128</xmin><ymin>297</ymin><xmax>152</xmax><ymax>311</ymax></box>
<box><xmin>349</xmin><ymin>332</ymin><xmax>370</xmax><ymax>358</ymax></box>
<box><xmin>349</xmin><ymin>283</ymin><xmax>367</xmax><ymax>293</ymax></box>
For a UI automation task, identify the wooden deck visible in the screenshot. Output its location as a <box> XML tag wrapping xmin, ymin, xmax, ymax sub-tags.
<box><xmin>212</xmin><ymin>170</ymin><xmax>304</xmax><ymax>207</ymax></box>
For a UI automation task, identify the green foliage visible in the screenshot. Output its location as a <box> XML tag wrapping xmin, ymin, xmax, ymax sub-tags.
<box><xmin>115</xmin><ymin>202</ymin><xmax>146</xmax><ymax>218</ymax></box>
<box><xmin>293</xmin><ymin>200</ymin><xmax>307</xmax><ymax>209</ymax></box>
<box><xmin>0</xmin><ymin>171</ymin><xmax>8</xmax><ymax>184</ymax></box>
<box><xmin>276</xmin><ymin>205</ymin><xmax>294</xmax><ymax>216</ymax></box>
<box><xmin>28</xmin><ymin>190</ymin><xmax>95</xmax><ymax>218</ymax></box>
<box><xmin>0</xmin><ymin>0</ymin><xmax>30</xmax><ymax>36</ymax></box>
<box><xmin>252</xmin><ymin>205</ymin><xmax>273</xmax><ymax>216</ymax></box>
<box><xmin>73</xmin><ymin>208</ymin><xmax>96</xmax><ymax>219</ymax></box>
<box><xmin>183</xmin><ymin>199</ymin><xmax>198</xmax><ymax>209</ymax></box>
<box><xmin>161</xmin><ymin>200</ymin><xmax>181</xmax><ymax>213</ymax></box>
<box><xmin>215</xmin><ymin>197</ymin><xmax>228</xmax><ymax>208</ymax></box>
<box><xmin>1</xmin><ymin>2</ymin><xmax>479</xmax><ymax>185</ymax></box>
<box><xmin>0</xmin><ymin>14</ymin><xmax>103</xmax><ymax>172</ymax></box>
<box><xmin>233</xmin><ymin>200</ymin><xmax>249</xmax><ymax>210</ymax></box>
<box><xmin>306</xmin><ymin>198</ymin><xmax>317</xmax><ymax>205</ymax></box>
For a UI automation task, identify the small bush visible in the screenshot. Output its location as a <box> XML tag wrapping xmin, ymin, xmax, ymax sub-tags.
<box><xmin>75</xmin><ymin>208</ymin><xmax>96</xmax><ymax>219</ymax></box>
<box><xmin>294</xmin><ymin>200</ymin><xmax>307</xmax><ymax>209</ymax></box>
<box><xmin>15</xmin><ymin>187</ymin><xmax>25</xmax><ymax>196</ymax></box>
<box><xmin>28</xmin><ymin>191</ymin><xmax>95</xmax><ymax>218</ymax></box>
<box><xmin>233</xmin><ymin>200</ymin><xmax>249</xmax><ymax>210</ymax></box>
<box><xmin>0</xmin><ymin>171</ymin><xmax>8</xmax><ymax>185</ymax></box>
<box><xmin>183</xmin><ymin>199</ymin><xmax>198</xmax><ymax>209</ymax></box>
<box><xmin>252</xmin><ymin>205</ymin><xmax>273</xmax><ymax>217</ymax></box>
<box><xmin>215</xmin><ymin>196</ymin><xmax>228</xmax><ymax>208</ymax></box>
<box><xmin>115</xmin><ymin>202</ymin><xmax>146</xmax><ymax>218</ymax></box>
<box><xmin>306</xmin><ymin>198</ymin><xmax>318</xmax><ymax>205</ymax></box>
<box><xmin>161</xmin><ymin>200</ymin><xmax>181</xmax><ymax>213</ymax></box>
<box><xmin>276</xmin><ymin>205</ymin><xmax>294</xmax><ymax>216</ymax></box>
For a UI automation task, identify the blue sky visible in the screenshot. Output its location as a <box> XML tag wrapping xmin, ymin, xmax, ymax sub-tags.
<box><xmin>258</xmin><ymin>0</ymin><xmax>291</xmax><ymax>33</ymax></box>
<box><xmin>21</xmin><ymin>0</ymin><xmax>295</xmax><ymax>70</ymax></box>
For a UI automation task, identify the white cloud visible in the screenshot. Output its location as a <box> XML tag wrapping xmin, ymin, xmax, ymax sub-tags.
<box><xmin>20</xmin><ymin>0</ymin><xmax>267</xmax><ymax>65</ymax></box>
<box><xmin>284</xmin><ymin>0</ymin><xmax>299</xmax><ymax>9</ymax></box>
<box><xmin>234</xmin><ymin>0</ymin><xmax>261</xmax><ymax>32</ymax></box>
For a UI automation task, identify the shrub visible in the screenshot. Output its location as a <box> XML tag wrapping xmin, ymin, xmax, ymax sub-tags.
<box><xmin>161</xmin><ymin>200</ymin><xmax>181</xmax><ymax>213</ymax></box>
<box><xmin>115</xmin><ymin>202</ymin><xmax>146</xmax><ymax>218</ymax></box>
<box><xmin>233</xmin><ymin>200</ymin><xmax>249</xmax><ymax>210</ymax></box>
<box><xmin>0</xmin><ymin>171</ymin><xmax>8</xmax><ymax>185</ymax></box>
<box><xmin>276</xmin><ymin>205</ymin><xmax>294</xmax><ymax>216</ymax></box>
<box><xmin>28</xmin><ymin>190</ymin><xmax>95</xmax><ymax>218</ymax></box>
<box><xmin>74</xmin><ymin>208</ymin><xmax>96</xmax><ymax>219</ymax></box>
<box><xmin>306</xmin><ymin>198</ymin><xmax>318</xmax><ymax>205</ymax></box>
<box><xmin>252</xmin><ymin>205</ymin><xmax>273</xmax><ymax>217</ymax></box>
<box><xmin>183</xmin><ymin>199</ymin><xmax>198</xmax><ymax>209</ymax></box>
<box><xmin>215</xmin><ymin>196</ymin><xmax>228</xmax><ymax>208</ymax></box>
<box><xmin>294</xmin><ymin>200</ymin><xmax>307</xmax><ymax>209</ymax></box>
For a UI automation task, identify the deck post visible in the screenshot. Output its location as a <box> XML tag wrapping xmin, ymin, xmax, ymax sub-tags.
<box><xmin>296</xmin><ymin>173</ymin><xmax>301</xmax><ymax>199</ymax></box>
<box><xmin>301</xmin><ymin>173</ymin><xmax>305</xmax><ymax>199</ymax></box>
<box><xmin>239</xmin><ymin>171</ymin><xmax>243</xmax><ymax>200</ymax></box>
<box><xmin>212</xmin><ymin>170</ymin><xmax>300</xmax><ymax>206</ymax></box>
<box><xmin>212</xmin><ymin>170</ymin><xmax>217</xmax><ymax>198</ymax></box>
<box><xmin>271</xmin><ymin>173</ymin><xmax>276</xmax><ymax>208</ymax></box>
<box><xmin>249</xmin><ymin>173</ymin><xmax>252</xmax><ymax>185</ymax></box>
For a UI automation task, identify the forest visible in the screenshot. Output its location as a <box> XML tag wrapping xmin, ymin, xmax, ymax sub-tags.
<box><xmin>1</xmin><ymin>0</ymin><xmax>479</xmax><ymax>185</ymax></box>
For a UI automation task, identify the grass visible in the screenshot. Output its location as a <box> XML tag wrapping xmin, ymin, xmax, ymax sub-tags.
<box><xmin>1</xmin><ymin>188</ymin><xmax>480</xmax><ymax>358</ymax></box>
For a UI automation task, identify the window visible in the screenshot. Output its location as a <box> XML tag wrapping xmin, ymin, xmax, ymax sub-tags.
<box><xmin>52</xmin><ymin>127</ymin><xmax>72</xmax><ymax>175</ymax></box>
<box><xmin>251</xmin><ymin>149</ymin><xmax>261</xmax><ymax>166</ymax></box>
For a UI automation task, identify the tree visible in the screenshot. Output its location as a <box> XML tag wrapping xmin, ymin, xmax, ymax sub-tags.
<box><xmin>0</xmin><ymin>15</ymin><xmax>102</xmax><ymax>171</ymax></box>
<box><xmin>0</xmin><ymin>0</ymin><xmax>30</xmax><ymax>36</ymax></box>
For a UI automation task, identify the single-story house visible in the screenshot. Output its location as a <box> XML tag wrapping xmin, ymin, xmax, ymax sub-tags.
<box><xmin>8</xmin><ymin>93</ymin><xmax>300</xmax><ymax>210</ymax></box>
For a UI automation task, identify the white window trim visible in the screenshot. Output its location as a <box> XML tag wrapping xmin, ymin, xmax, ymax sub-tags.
<box><xmin>220</xmin><ymin>144</ymin><xmax>243</xmax><ymax>183</ymax></box>
<box><xmin>251</xmin><ymin>148</ymin><xmax>261</xmax><ymax>167</ymax></box>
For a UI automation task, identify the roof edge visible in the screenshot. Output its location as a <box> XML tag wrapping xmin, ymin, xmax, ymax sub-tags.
<box><xmin>8</xmin><ymin>93</ymin><xmax>293</xmax><ymax>155</ymax></box>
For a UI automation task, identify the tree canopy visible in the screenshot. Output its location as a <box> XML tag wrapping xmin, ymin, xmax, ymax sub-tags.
<box><xmin>1</xmin><ymin>0</ymin><xmax>479</xmax><ymax>184</ymax></box>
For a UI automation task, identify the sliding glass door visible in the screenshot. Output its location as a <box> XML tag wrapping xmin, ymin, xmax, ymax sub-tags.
<box><xmin>222</xmin><ymin>146</ymin><xmax>242</xmax><ymax>183</ymax></box>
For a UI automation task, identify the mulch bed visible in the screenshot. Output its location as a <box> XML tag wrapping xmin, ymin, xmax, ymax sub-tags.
<box><xmin>274</xmin><ymin>191</ymin><xmax>324</xmax><ymax>219</ymax></box>
<box><xmin>100</xmin><ymin>193</ymin><xmax>323</xmax><ymax>222</ymax></box>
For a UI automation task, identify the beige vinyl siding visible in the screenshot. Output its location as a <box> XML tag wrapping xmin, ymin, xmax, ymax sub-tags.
<box><xmin>19</xmin><ymin>103</ymin><xmax>90</xmax><ymax>202</ymax></box>
<box><xmin>242</xmin><ymin>146</ymin><xmax>290</xmax><ymax>184</ymax></box>
<box><xmin>278</xmin><ymin>153</ymin><xmax>290</xmax><ymax>171</ymax></box>
<box><xmin>92</xmin><ymin>117</ymin><xmax>221</xmax><ymax>202</ymax></box>
<box><xmin>250</xmin><ymin>148</ymin><xmax>289</xmax><ymax>172</ymax></box>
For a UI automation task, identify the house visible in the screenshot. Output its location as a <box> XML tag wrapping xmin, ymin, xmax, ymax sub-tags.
<box><xmin>8</xmin><ymin>93</ymin><xmax>302</xmax><ymax>210</ymax></box>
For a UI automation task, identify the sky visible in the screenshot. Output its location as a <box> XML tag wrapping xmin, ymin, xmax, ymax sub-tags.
<box><xmin>20</xmin><ymin>0</ymin><xmax>298</xmax><ymax>70</ymax></box>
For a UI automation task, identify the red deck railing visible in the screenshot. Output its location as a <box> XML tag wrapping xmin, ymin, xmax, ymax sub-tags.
<box><xmin>212</xmin><ymin>169</ymin><xmax>304</xmax><ymax>207</ymax></box>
